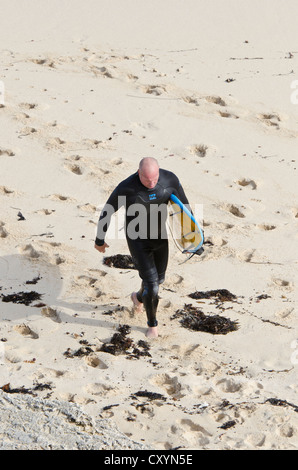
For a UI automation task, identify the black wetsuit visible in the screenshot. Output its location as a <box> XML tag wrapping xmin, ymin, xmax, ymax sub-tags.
<box><xmin>95</xmin><ymin>169</ymin><xmax>190</xmax><ymax>327</ymax></box>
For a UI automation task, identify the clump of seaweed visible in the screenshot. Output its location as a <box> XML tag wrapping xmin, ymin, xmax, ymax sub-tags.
<box><xmin>188</xmin><ymin>289</ymin><xmax>237</xmax><ymax>303</ymax></box>
<box><xmin>1</xmin><ymin>382</ymin><xmax>52</xmax><ymax>395</ymax></box>
<box><xmin>1</xmin><ymin>291</ymin><xmax>42</xmax><ymax>306</ymax></box>
<box><xmin>131</xmin><ymin>390</ymin><xmax>166</xmax><ymax>401</ymax></box>
<box><xmin>64</xmin><ymin>345</ymin><xmax>94</xmax><ymax>358</ymax></box>
<box><xmin>100</xmin><ymin>324</ymin><xmax>133</xmax><ymax>356</ymax></box>
<box><xmin>172</xmin><ymin>304</ymin><xmax>239</xmax><ymax>335</ymax></box>
<box><xmin>130</xmin><ymin>340</ymin><xmax>151</xmax><ymax>359</ymax></box>
<box><xmin>103</xmin><ymin>254</ymin><xmax>136</xmax><ymax>269</ymax></box>
<box><xmin>219</xmin><ymin>420</ymin><xmax>237</xmax><ymax>430</ymax></box>
<box><xmin>26</xmin><ymin>275</ymin><xmax>42</xmax><ymax>285</ymax></box>
<box><xmin>100</xmin><ymin>325</ymin><xmax>151</xmax><ymax>359</ymax></box>
<box><xmin>265</xmin><ymin>398</ymin><xmax>298</xmax><ymax>412</ymax></box>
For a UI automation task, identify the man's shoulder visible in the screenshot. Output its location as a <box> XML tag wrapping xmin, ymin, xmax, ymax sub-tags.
<box><xmin>159</xmin><ymin>168</ymin><xmax>179</xmax><ymax>186</ymax></box>
<box><xmin>117</xmin><ymin>172</ymin><xmax>139</xmax><ymax>191</ymax></box>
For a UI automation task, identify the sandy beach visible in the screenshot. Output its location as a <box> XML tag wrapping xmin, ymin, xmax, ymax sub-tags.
<box><xmin>0</xmin><ymin>0</ymin><xmax>297</xmax><ymax>450</ymax></box>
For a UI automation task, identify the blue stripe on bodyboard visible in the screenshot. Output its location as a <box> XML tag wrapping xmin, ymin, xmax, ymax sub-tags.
<box><xmin>169</xmin><ymin>194</ymin><xmax>204</xmax><ymax>253</ymax></box>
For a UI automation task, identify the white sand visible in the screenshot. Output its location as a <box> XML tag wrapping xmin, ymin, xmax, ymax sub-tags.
<box><xmin>0</xmin><ymin>0</ymin><xmax>297</xmax><ymax>450</ymax></box>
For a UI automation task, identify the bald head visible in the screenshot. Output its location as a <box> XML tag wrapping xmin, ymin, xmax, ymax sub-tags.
<box><xmin>138</xmin><ymin>157</ymin><xmax>160</xmax><ymax>189</ymax></box>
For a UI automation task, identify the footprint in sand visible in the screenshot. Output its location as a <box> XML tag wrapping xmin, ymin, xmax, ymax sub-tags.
<box><xmin>257</xmin><ymin>224</ymin><xmax>276</xmax><ymax>231</ymax></box>
<box><xmin>257</xmin><ymin>113</ymin><xmax>285</xmax><ymax>130</ymax></box>
<box><xmin>205</xmin><ymin>95</ymin><xmax>227</xmax><ymax>106</ymax></box>
<box><xmin>278</xmin><ymin>423</ymin><xmax>295</xmax><ymax>439</ymax></box>
<box><xmin>0</xmin><ymin>186</ymin><xmax>15</xmax><ymax>195</ymax></box>
<box><xmin>218</xmin><ymin>110</ymin><xmax>239</xmax><ymax>119</ymax></box>
<box><xmin>41</xmin><ymin>306</ymin><xmax>61</xmax><ymax>323</ymax></box>
<box><xmin>0</xmin><ymin>148</ymin><xmax>15</xmax><ymax>156</ymax></box>
<box><xmin>19</xmin><ymin>126</ymin><xmax>38</xmax><ymax>137</ymax></box>
<box><xmin>19</xmin><ymin>243</ymin><xmax>41</xmax><ymax>259</ymax></box>
<box><xmin>111</xmin><ymin>157</ymin><xmax>124</xmax><ymax>166</ymax></box>
<box><xmin>35</xmin><ymin>208</ymin><xmax>56</xmax><ymax>216</ymax></box>
<box><xmin>171</xmin><ymin>419</ymin><xmax>212</xmax><ymax>447</ymax></box>
<box><xmin>48</xmin><ymin>194</ymin><xmax>75</xmax><ymax>203</ymax></box>
<box><xmin>29</xmin><ymin>58</ymin><xmax>56</xmax><ymax>68</ymax></box>
<box><xmin>81</xmin><ymin>138</ymin><xmax>104</xmax><ymax>149</ymax></box>
<box><xmin>160</xmin><ymin>299</ymin><xmax>171</xmax><ymax>308</ymax></box>
<box><xmin>14</xmin><ymin>323</ymin><xmax>39</xmax><ymax>339</ymax></box>
<box><xmin>77</xmin><ymin>203</ymin><xmax>97</xmax><ymax>213</ymax></box>
<box><xmin>19</xmin><ymin>102</ymin><xmax>38</xmax><ymax>110</ymax></box>
<box><xmin>170</xmin><ymin>343</ymin><xmax>201</xmax><ymax>360</ymax></box>
<box><xmin>38</xmin><ymin>367</ymin><xmax>69</xmax><ymax>380</ymax></box>
<box><xmin>84</xmin><ymin>382</ymin><xmax>122</xmax><ymax>397</ymax></box>
<box><xmin>64</xmin><ymin>162</ymin><xmax>83</xmax><ymax>175</ymax></box>
<box><xmin>237</xmin><ymin>178</ymin><xmax>257</xmax><ymax>190</ymax></box>
<box><xmin>216</xmin><ymin>377</ymin><xmax>242</xmax><ymax>393</ymax></box>
<box><xmin>4</xmin><ymin>352</ymin><xmax>22</xmax><ymax>364</ymax></box>
<box><xmin>271</xmin><ymin>278</ymin><xmax>293</xmax><ymax>291</ymax></box>
<box><xmin>189</xmin><ymin>144</ymin><xmax>208</xmax><ymax>158</ymax></box>
<box><xmin>236</xmin><ymin>250</ymin><xmax>256</xmax><ymax>263</ymax></box>
<box><xmin>221</xmin><ymin>203</ymin><xmax>246</xmax><ymax>218</ymax></box>
<box><xmin>74</xmin><ymin>274</ymin><xmax>106</xmax><ymax>299</ymax></box>
<box><xmin>204</xmin><ymin>221</ymin><xmax>234</xmax><ymax>231</ymax></box>
<box><xmin>244</xmin><ymin>432</ymin><xmax>266</xmax><ymax>448</ymax></box>
<box><xmin>183</xmin><ymin>95</ymin><xmax>199</xmax><ymax>106</ymax></box>
<box><xmin>0</xmin><ymin>222</ymin><xmax>8</xmax><ymax>238</ymax></box>
<box><xmin>84</xmin><ymin>354</ymin><xmax>109</xmax><ymax>369</ymax></box>
<box><xmin>46</xmin><ymin>137</ymin><xmax>66</xmax><ymax>150</ymax></box>
<box><xmin>150</xmin><ymin>373</ymin><xmax>184</xmax><ymax>399</ymax></box>
<box><xmin>75</xmin><ymin>274</ymin><xmax>98</xmax><ymax>287</ymax></box>
<box><xmin>88</xmin><ymin>65</ymin><xmax>114</xmax><ymax>79</ymax></box>
<box><xmin>13</xmin><ymin>112</ymin><xmax>30</xmax><ymax>122</ymax></box>
<box><xmin>205</xmin><ymin>236</ymin><xmax>227</xmax><ymax>247</ymax></box>
<box><xmin>87</xmin><ymin>268</ymin><xmax>108</xmax><ymax>278</ymax></box>
<box><xmin>141</xmin><ymin>84</ymin><xmax>167</xmax><ymax>96</ymax></box>
<box><xmin>169</xmin><ymin>274</ymin><xmax>184</xmax><ymax>285</ymax></box>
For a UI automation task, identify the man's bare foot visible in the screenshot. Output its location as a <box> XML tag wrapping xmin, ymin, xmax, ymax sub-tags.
<box><xmin>131</xmin><ymin>292</ymin><xmax>143</xmax><ymax>314</ymax></box>
<box><xmin>146</xmin><ymin>326</ymin><xmax>158</xmax><ymax>338</ymax></box>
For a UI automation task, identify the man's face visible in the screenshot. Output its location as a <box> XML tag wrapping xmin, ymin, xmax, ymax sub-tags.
<box><xmin>138</xmin><ymin>166</ymin><xmax>159</xmax><ymax>189</ymax></box>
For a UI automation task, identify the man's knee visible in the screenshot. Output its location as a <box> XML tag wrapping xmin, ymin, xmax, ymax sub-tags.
<box><xmin>142</xmin><ymin>280</ymin><xmax>159</xmax><ymax>300</ymax></box>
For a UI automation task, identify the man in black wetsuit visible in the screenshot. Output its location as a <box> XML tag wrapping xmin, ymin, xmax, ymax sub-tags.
<box><xmin>94</xmin><ymin>157</ymin><xmax>191</xmax><ymax>338</ymax></box>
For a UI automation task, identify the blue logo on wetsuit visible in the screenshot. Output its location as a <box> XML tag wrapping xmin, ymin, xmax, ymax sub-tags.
<box><xmin>149</xmin><ymin>193</ymin><xmax>157</xmax><ymax>200</ymax></box>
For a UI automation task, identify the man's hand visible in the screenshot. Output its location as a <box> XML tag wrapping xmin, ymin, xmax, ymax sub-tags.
<box><xmin>94</xmin><ymin>242</ymin><xmax>109</xmax><ymax>253</ymax></box>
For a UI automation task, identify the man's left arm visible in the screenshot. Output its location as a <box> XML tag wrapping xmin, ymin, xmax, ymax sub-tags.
<box><xmin>171</xmin><ymin>175</ymin><xmax>193</xmax><ymax>213</ymax></box>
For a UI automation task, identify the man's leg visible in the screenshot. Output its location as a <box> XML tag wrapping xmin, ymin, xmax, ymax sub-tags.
<box><xmin>127</xmin><ymin>239</ymin><xmax>161</xmax><ymax>337</ymax></box>
<box><xmin>153</xmin><ymin>238</ymin><xmax>169</xmax><ymax>285</ymax></box>
<box><xmin>131</xmin><ymin>239</ymin><xmax>169</xmax><ymax>336</ymax></box>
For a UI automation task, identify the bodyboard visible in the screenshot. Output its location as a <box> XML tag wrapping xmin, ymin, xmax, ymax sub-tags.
<box><xmin>168</xmin><ymin>194</ymin><xmax>204</xmax><ymax>254</ymax></box>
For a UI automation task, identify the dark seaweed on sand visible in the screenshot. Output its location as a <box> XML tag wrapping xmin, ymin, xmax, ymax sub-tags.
<box><xmin>219</xmin><ymin>420</ymin><xmax>237</xmax><ymax>430</ymax></box>
<box><xmin>1</xmin><ymin>291</ymin><xmax>42</xmax><ymax>306</ymax></box>
<box><xmin>131</xmin><ymin>340</ymin><xmax>152</xmax><ymax>359</ymax></box>
<box><xmin>172</xmin><ymin>304</ymin><xmax>239</xmax><ymax>335</ymax></box>
<box><xmin>266</xmin><ymin>398</ymin><xmax>298</xmax><ymax>412</ymax></box>
<box><xmin>131</xmin><ymin>390</ymin><xmax>166</xmax><ymax>401</ymax></box>
<box><xmin>100</xmin><ymin>324</ymin><xmax>133</xmax><ymax>356</ymax></box>
<box><xmin>25</xmin><ymin>275</ymin><xmax>41</xmax><ymax>285</ymax></box>
<box><xmin>100</xmin><ymin>325</ymin><xmax>151</xmax><ymax>359</ymax></box>
<box><xmin>103</xmin><ymin>254</ymin><xmax>136</xmax><ymax>269</ymax></box>
<box><xmin>1</xmin><ymin>382</ymin><xmax>52</xmax><ymax>395</ymax></box>
<box><xmin>64</xmin><ymin>345</ymin><xmax>94</xmax><ymax>358</ymax></box>
<box><xmin>188</xmin><ymin>289</ymin><xmax>237</xmax><ymax>303</ymax></box>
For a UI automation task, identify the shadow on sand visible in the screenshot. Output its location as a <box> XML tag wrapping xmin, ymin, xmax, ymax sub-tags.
<box><xmin>0</xmin><ymin>253</ymin><xmax>126</xmax><ymax>331</ymax></box>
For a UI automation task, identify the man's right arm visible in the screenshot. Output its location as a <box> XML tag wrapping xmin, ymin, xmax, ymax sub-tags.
<box><xmin>95</xmin><ymin>186</ymin><xmax>121</xmax><ymax>247</ymax></box>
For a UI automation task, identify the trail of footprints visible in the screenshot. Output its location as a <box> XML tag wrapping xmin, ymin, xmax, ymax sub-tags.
<box><xmin>1</xmin><ymin>45</ymin><xmax>296</xmax><ymax>140</ymax></box>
